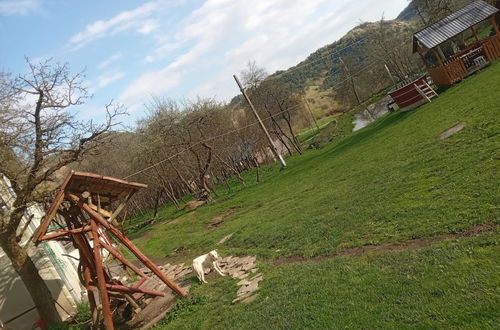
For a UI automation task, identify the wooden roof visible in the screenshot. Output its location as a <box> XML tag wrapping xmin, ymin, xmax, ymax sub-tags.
<box><xmin>33</xmin><ymin>171</ymin><xmax>147</xmax><ymax>243</ymax></box>
<box><xmin>413</xmin><ymin>1</ymin><xmax>498</xmax><ymax>52</ymax></box>
<box><xmin>66</xmin><ymin>171</ymin><xmax>147</xmax><ymax>202</ymax></box>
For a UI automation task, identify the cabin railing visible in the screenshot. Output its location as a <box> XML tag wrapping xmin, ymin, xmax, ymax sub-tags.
<box><xmin>427</xmin><ymin>35</ymin><xmax>500</xmax><ymax>86</ymax></box>
<box><xmin>483</xmin><ymin>35</ymin><xmax>500</xmax><ymax>62</ymax></box>
<box><xmin>427</xmin><ymin>57</ymin><xmax>467</xmax><ymax>85</ymax></box>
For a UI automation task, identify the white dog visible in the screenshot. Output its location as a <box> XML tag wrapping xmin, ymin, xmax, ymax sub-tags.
<box><xmin>192</xmin><ymin>250</ymin><xmax>226</xmax><ymax>283</ymax></box>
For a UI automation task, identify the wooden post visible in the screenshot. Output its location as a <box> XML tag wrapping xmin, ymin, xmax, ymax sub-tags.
<box><xmin>436</xmin><ymin>46</ymin><xmax>446</xmax><ymax>62</ymax></box>
<box><xmin>339</xmin><ymin>57</ymin><xmax>361</xmax><ymax>105</ymax></box>
<box><xmin>233</xmin><ymin>75</ymin><xmax>287</xmax><ymax>168</ymax></box>
<box><xmin>492</xmin><ymin>16</ymin><xmax>500</xmax><ymax>35</ymax></box>
<box><xmin>432</xmin><ymin>49</ymin><xmax>444</xmax><ymax>65</ymax></box>
<box><xmin>82</xmin><ymin>264</ymin><xmax>99</xmax><ymax>325</ymax></box>
<box><xmin>384</xmin><ymin>63</ymin><xmax>397</xmax><ymax>86</ymax></box>
<box><xmin>470</xmin><ymin>26</ymin><xmax>479</xmax><ymax>42</ymax></box>
<box><xmin>90</xmin><ymin>219</ymin><xmax>114</xmax><ymax>330</ymax></box>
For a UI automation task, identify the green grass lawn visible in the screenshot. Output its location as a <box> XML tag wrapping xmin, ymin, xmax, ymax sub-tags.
<box><xmin>131</xmin><ymin>63</ymin><xmax>500</xmax><ymax>328</ymax></box>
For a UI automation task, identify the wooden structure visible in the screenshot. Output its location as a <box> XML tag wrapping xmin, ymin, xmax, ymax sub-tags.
<box><xmin>33</xmin><ymin>171</ymin><xmax>187</xmax><ymax>329</ymax></box>
<box><xmin>388</xmin><ymin>75</ymin><xmax>438</xmax><ymax>111</ymax></box>
<box><xmin>413</xmin><ymin>1</ymin><xmax>500</xmax><ymax>86</ymax></box>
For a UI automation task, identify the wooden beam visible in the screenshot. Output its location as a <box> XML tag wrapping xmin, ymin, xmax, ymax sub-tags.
<box><xmin>432</xmin><ymin>49</ymin><xmax>444</xmax><ymax>65</ymax></box>
<box><xmin>492</xmin><ymin>16</ymin><xmax>500</xmax><ymax>35</ymax></box>
<box><xmin>100</xmin><ymin>241</ymin><xmax>147</xmax><ymax>278</ymax></box>
<box><xmin>471</xmin><ymin>26</ymin><xmax>479</xmax><ymax>41</ymax></box>
<box><xmin>82</xmin><ymin>264</ymin><xmax>99</xmax><ymax>326</ymax></box>
<box><xmin>133</xmin><ymin>277</ymin><xmax>147</xmax><ymax>289</ymax></box>
<box><xmin>105</xmin><ymin>284</ymin><xmax>165</xmax><ymax>297</ymax></box>
<box><xmin>33</xmin><ymin>171</ymin><xmax>74</xmax><ymax>243</ymax></box>
<box><xmin>66</xmin><ymin>193</ymin><xmax>188</xmax><ymax>297</ymax></box>
<box><xmin>107</xmin><ymin>191</ymin><xmax>135</xmax><ymax>227</ymax></box>
<box><xmin>38</xmin><ymin>225</ymin><xmax>92</xmax><ymax>241</ymax></box>
<box><xmin>90</xmin><ymin>219</ymin><xmax>114</xmax><ymax>330</ymax></box>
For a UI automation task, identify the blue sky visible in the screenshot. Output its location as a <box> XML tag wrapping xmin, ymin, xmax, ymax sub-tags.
<box><xmin>0</xmin><ymin>0</ymin><xmax>408</xmax><ymax>123</ymax></box>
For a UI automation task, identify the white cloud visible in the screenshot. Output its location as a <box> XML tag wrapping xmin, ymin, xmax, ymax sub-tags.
<box><xmin>97</xmin><ymin>52</ymin><xmax>124</xmax><ymax>70</ymax></box>
<box><xmin>97</xmin><ymin>71</ymin><xmax>125</xmax><ymax>88</ymax></box>
<box><xmin>118</xmin><ymin>67</ymin><xmax>182</xmax><ymax>112</ymax></box>
<box><xmin>143</xmin><ymin>40</ymin><xmax>184</xmax><ymax>63</ymax></box>
<box><xmin>137</xmin><ymin>19</ymin><xmax>159</xmax><ymax>35</ymax></box>
<box><xmin>67</xmin><ymin>0</ymin><xmax>167</xmax><ymax>50</ymax></box>
<box><xmin>118</xmin><ymin>0</ymin><xmax>408</xmax><ymax>109</ymax></box>
<box><xmin>0</xmin><ymin>0</ymin><xmax>40</xmax><ymax>15</ymax></box>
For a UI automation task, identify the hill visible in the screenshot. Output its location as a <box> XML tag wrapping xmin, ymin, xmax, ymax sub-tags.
<box><xmin>231</xmin><ymin>0</ymin><xmax>488</xmax><ymax>115</ymax></box>
<box><xmin>132</xmin><ymin>61</ymin><xmax>500</xmax><ymax>328</ymax></box>
<box><xmin>230</xmin><ymin>19</ymin><xmax>416</xmax><ymax>115</ymax></box>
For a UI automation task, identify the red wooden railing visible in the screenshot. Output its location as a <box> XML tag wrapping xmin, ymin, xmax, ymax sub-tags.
<box><xmin>427</xmin><ymin>35</ymin><xmax>500</xmax><ymax>86</ymax></box>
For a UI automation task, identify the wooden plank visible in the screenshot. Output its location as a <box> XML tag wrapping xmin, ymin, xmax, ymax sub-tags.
<box><xmin>66</xmin><ymin>193</ymin><xmax>188</xmax><ymax>297</ymax></box>
<box><xmin>33</xmin><ymin>171</ymin><xmax>74</xmax><ymax>243</ymax></box>
<box><xmin>91</xmin><ymin>219</ymin><xmax>114</xmax><ymax>330</ymax></box>
<box><xmin>100</xmin><ymin>241</ymin><xmax>147</xmax><ymax>278</ymax></box>
<box><xmin>82</xmin><ymin>264</ymin><xmax>99</xmax><ymax>325</ymax></box>
<box><xmin>71</xmin><ymin>171</ymin><xmax>148</xmax><ymax>190</ymax></box>
<box><xmin>38</xmin><ymin>225</ymin><xmax>92</xmax><ymax>241</ymax></box>
<box><xmin>107</xmin><ymin>191</ymin><xmax>135</xmax><ymax>226</ymax></box>
<box><xmin>105</xmin><ymin>284</ymin><xmax>165</xmax><ymax>297</ymax></box>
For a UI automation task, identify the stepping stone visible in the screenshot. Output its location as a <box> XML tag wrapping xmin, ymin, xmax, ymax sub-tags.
<box><xmin>438</xmin><ymin>122</ymin><xmax>466</xmax><ymax>140</ymax></box>
<box><xmin>241</xmin><ymin>294</ymin><xmax>259</xmax><ymax>304</ymax></box>
<box><xmin>232</xmin><ymin>292</ymin><xmax>253</xmax><ymax>304</ymax></box>
<box><xmin>237</xmin><ymin>279</ymin><xmax>251</xmax><ymax>286</ymax></box>
<box><xmin>217</xmin><ymin>233</ymin><xmax>234</xmax><ymax>245</ymax></box>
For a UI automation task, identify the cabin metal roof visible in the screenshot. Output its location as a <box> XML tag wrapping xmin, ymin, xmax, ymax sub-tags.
<box><xmin>413</xmin><ymin>0</ymin><xmax>498</xmax><ymax>52</ymax></box>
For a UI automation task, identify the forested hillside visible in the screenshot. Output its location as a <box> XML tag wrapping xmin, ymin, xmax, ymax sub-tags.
<box><xmin>230</xmin><ymin>0</ymin><xmax>493</xmax><ymax>114</ymax></box>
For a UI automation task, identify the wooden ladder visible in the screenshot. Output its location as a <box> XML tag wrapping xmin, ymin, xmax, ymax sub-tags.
<box><xmin>414</xmin><ymin>81</ymin><xmax>438</xmax><ymax>103</ymax></box>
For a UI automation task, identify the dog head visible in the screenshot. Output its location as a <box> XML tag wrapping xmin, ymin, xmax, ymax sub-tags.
<box><xmin>208</xmin><ymin>250</ymin><xmax>219</xmax><ymax>260</ymax></box>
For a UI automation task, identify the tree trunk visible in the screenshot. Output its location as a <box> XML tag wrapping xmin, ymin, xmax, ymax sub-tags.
<box><xmin>0</xmin><ymin>229</ymin><xmax>62</xmax><ymax>326</ymax></box>
<box><xmin>252</xmin><ymin>157</ymin><xmax>260</xmax><ymax>183</ymax></box>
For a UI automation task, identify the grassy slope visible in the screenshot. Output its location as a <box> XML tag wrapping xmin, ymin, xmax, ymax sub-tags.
<box><xmin>133</xmin><ymin>63</ymin><xmax>499</xmax><ymax>328</ymax></box>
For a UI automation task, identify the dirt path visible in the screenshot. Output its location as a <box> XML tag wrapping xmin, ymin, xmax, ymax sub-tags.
<box><xmin>275</xmin><ymin>223</ymin><xmax>497</xmax><ymax>265</ymax></box>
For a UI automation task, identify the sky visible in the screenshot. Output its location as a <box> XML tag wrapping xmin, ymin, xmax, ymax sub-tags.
<box><xmin>0</xmin><ymin>0</ymin><xmax>409</xmax><ymax>123</ymax></box>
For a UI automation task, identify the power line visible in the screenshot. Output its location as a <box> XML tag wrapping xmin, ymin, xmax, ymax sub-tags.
<box><xmin>263</xmin><ymin>36</ymin><xmax>369</xmax><ymax>82</ymax></box>
<box><xmin>123</xmin><ymin>38</ymin><xmax>414</xmax><ymax>180</ymax></box>
<box><xmin>123</xmin><ymin>104</ymin><xmax>302</xmax><ymax>180</ymax></box>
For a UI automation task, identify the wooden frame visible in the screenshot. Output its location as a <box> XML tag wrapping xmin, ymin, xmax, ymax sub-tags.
<box><xmin>34</xmin><ymin>171</ymin><xmax>187</xmax><ymax>330</ymax></box>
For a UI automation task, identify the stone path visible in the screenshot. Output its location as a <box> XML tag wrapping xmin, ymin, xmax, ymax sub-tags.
<box><xmin>139</xmin><ymin>254</ymin><xmax>262</xmax><ymax>304</ymax></box>
<box><xmin>218</xmin><ymin>256</ymin><xmax>262</xmax><ymax>304</ymax></box>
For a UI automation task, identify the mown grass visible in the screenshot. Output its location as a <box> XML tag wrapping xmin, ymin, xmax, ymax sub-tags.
<box><xmin>155</xmin><ymin>233</ymin><xmax>499</xmax><ymax>329</ymax></box>
<box><xmin>131</xmin><ymin>63</ymin><xmax>499</xmax><ymax>328</ymax></box>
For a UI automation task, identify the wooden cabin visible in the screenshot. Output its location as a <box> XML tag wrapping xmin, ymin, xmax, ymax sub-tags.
<box><xmin>413</xmin><ymin>0</ymin><xmax>500</xmax><ymax>86</ymax></box>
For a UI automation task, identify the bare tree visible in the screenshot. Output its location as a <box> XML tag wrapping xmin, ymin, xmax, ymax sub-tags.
<box><xmin>411</xmin><ymin>0</ymin><xmax>470</xmax><ymax>26</ymax></box>
<box><xmin>0</xmin><ymin>58</ymin><xmax>125</xmax><ymax>326</ymax></box>
<box><xmin>241</xmin><ymin>60</ymin><xmax>268</xmax><ymax>89</ymax></box>
<box><xmin>368</xmin><ymin>19</ymin><xmax>419</xmax><ymax>81</ymax></box>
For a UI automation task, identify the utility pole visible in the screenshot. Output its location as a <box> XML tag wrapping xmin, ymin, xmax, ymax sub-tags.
<box><xmin>233</xmin><ymin>74</ymin><xmax>286</xmax><ymax>168</ymax></box>
<box><xmin>384</xmin><ymin>63</ymin><xmax>397</xmax><ymax>87</ymax></box>
<box><xmin>339</xmin><ymin>57</ymin><xmax>361</xmax><ymax>105</ymax></box>
<box><xmin>302</xmin><ymin>95</ymin><xmax>320</xmax><ymax>133</ymax></box>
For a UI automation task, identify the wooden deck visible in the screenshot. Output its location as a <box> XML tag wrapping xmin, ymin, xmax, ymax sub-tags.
<box><xmin>427</xmin><ymin>35</ymin><xmax>500</xmax><ymax>86</ymax></box>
